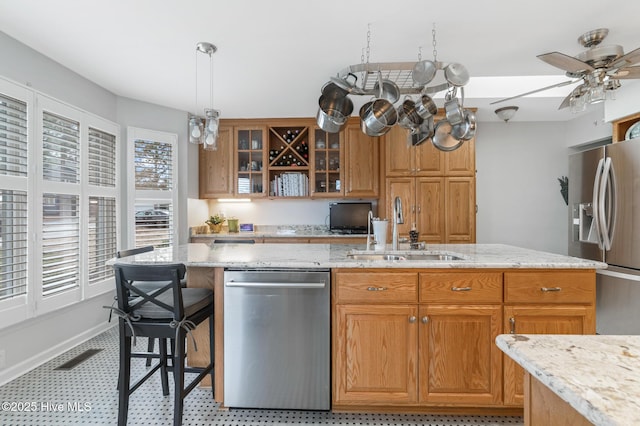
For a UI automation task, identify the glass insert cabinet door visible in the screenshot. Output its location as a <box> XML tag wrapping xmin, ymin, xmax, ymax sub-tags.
<box><xmin>313</xmin><ymin>129</ymin><xmax>341</xmax><ymax>195</ymax></box>
<box><xmin>236</xmin><ymin>129</ymin><xmax>265</xmax><ymax>195</ymax></box>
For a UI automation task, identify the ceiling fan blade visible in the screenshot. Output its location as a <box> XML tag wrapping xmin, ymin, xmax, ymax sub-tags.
<box><xmin>609</xmin><ymin>47</ymin><xmax>640</xmax><ymax>70</ymax></box>
<box><xmin>537</xmin><ymin>52</ymin><xmax>595</xmax><ymax>74</ymax></box>
<box><xmin>611</xmin><ymin>66</ymin><xmax>640</xmax><ymax>79</ymax></box>
<box><xmin>490</xmin><ymin>80</ymin><xmax>578</xmax><ymax>105</ymax></box>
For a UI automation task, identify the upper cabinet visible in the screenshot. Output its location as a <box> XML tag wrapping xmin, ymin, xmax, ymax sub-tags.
<box><xmin>199</xmin><ymin>117</ymin><xmax>380</xmax><ymax>199</ymax></box>
<box><xmin>342</xmin><ymin>119</ymin><xmax>380</xmax><ymax>198</ymax></box>
<box><xmin>612</xmin><ymin>112</ymin><xmax>640</xmax><ymax>142</ymax></box>
<box><xmin>199</xmin><ymin>125</ymin><xmax>234</xmax><ymax>198</ymax></box>
<box><xmin>236</xmin><ymin>126</ymin><xmax>267</xmax><ymax>197</ymax></box>
<box><xmin>384</xmin><ymin>115</ymin><xmax>475</xmax><ymax>177</ymax></box>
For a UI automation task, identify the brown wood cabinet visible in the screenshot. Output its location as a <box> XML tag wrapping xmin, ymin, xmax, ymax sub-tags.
<box><xmin>199</xmin><ymin>125</ymin><xmax>234</xmax><ymax>198</ymax></box>
<box><xmin>382</xmin><ymin>120</ymin><xmax>475</xmax><ymax>243</ymax></box>
<box><xmin>502</xmin><ymin>271</ymin><xmax>596</xmax><ymax>406</ymax></box>
<box><xmin>612</xmin><ymin>111</ymin><xmax>640</xmax><ymax>142</ymax></box>
<box><xmin>199</xmin><ymin>117</ymin><xmax>379</xmax><ymax>199</ymax></box>
<box><xmin>524</xmin><ymin>372</ymin><xmax>592</xmax><ymax>426</ymax></box>
<box><xmin>333</xmin><ymin>269</ymin><xmax>502</xmax><ymax>408</ymax></box>
<box><xmin>418</xmin><ymin>271</ymin><xmax>503</xmax><ymax>405</ymax></box>
<box><xmin>342</xmin><ymin>119</ymin><xmax>380</xmax><ymax>198</ymax></box>
<box><xmin>386</xmin><ymin>176</ymin><xmax>475</xmax><ymax>243</ymax></box>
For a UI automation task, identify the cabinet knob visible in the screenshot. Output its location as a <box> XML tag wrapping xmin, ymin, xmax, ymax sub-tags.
<box><xmin>367</xmin><ymin>286</ymin><xmax>387</xmax><ymax>292</ymax></box>
<box><xmin>421</xmin><ymin>316</ymin><xmax>429</xmax><ymax>324</ymax></box>
<box><xmin>541</xmin><ymin>287</ymin><xmax>561</xmax><ymax>292</ymax></box>
<box><xmin>409</xmin><ymin>316</ymin><xmax>417</xmax><ymax>323</ymax></box>
<box><xmin>509</xmin><ymin>317</ymin><xmax>516</xmax><ymax>334</ymax></box>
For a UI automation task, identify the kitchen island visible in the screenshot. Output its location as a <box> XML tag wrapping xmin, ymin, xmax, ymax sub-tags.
<box><xmin>496</xmin><ymin>334</ymin><xmax>640</xmax><ymax>425</ymax></box>
<box><xmin>112</xmin><ymin>243</ymin><xmax>605</xmax><ymax>414</ymax></box>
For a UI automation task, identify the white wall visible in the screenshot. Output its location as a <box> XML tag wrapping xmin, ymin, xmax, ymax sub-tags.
<box><xmin>475</xmin><ymin>121</ymin><xmax>570</xmax><ymax>254</ymax></box>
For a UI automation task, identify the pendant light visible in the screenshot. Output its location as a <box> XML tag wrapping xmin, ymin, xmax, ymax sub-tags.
<box><xmin>188</xmin><ymin>42</ymin><xmax>221</xmax><ymax>150</ymax></box>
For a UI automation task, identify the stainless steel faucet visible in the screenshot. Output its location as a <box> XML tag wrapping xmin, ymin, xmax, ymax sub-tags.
<box><xmin>366</xmin><ymin>210</ymin><xmax>374</xmax><ymax>251</ymax></box>
<box><xmin>392</xmin><ymin>196</ymin><xmax>404</xmax><ymax>250</ymax></box>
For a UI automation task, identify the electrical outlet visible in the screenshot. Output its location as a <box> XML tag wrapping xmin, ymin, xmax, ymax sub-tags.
<box><xmin>0</xmin><ymin>349</ymin><xmax>5</xmax><ymax>369</ymax></box>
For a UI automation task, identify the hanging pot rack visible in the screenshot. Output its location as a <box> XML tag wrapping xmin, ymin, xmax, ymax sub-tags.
<box><xmin>335</xmin><ymin>61</ymin><xmax>452</xmax><ymax>96</ymax></box>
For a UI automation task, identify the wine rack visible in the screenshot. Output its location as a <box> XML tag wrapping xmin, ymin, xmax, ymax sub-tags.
<box><xmin>268</xmin><ymin>126</ymin><xmax>310</xmax><ymax>197</ymax></box>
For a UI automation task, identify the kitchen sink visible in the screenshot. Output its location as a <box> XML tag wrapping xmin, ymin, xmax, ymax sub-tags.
<box><xmin>346</xmin><ymin>251</ymin><xmax>466</xmax><ymax>261</ymax></box>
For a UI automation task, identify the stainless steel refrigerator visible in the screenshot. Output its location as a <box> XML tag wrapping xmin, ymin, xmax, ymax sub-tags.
<box><xmin>569</xmin><ymin>139</ymin><xmax>640</xmax><ymax>334</ymax></box>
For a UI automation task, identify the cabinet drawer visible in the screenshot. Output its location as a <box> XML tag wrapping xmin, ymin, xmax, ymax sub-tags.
<box><xmin>504</xmin><ymin>271</ymin><xmax>595</xmax><ymax>304</ymax></box>
<box><xmin>419</xmin><ymin>272</ymin><xmax>502</xmax><ymax>303</ymax></box>
<box><xmin>334</xmin><ymin>271</ymin><xmax>418</xmax><ymax>303</ymax></box>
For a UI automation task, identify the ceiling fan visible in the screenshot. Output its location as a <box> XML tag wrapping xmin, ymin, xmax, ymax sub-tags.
<box><xmin>492</xmin><ymin>28</ymin><xmax>640</xmax><ymax>111</ymax></box>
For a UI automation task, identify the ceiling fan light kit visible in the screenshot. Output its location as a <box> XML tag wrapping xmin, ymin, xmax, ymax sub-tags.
<box><xmin>492</xmin><ymin>28</ymin><xmax>640</xmax><ymax>113</ymax></box>
<box><xmin>317</xmin><ymin>24</ymin><xmax>475</xmax><ymax>152</ymax></box>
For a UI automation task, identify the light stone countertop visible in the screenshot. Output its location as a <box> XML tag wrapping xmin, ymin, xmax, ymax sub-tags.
<box><xmin>496</xmin><ymin>334</ymin><xmax>640</xmax><ymax>426</ymax></box>
<box><xmin>110</xmin><ymin>243</ymin><xmax>606</xmax><ymax>269</ymax></box>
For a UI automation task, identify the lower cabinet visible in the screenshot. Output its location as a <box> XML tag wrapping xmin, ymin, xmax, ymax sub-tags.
<box><xmin>502</xmin><ymin>305</ymin><xmax>594</xmax><ymax>406</ymax></box>
<box><xmin>334</xmin><ymin>304</ymin><xmax>418</xmax><ymax>404</ymax></box>
<box><xmin>333</xmin><ymin>268</ymin><xmax>596</xmax><ymax>411</ymax></box>
<box><xmin>333</xmin><ymin>269</ymin><xmax>503</xmax><ymax>408</ymax></box>
<box><xmin>419</xmin><ymin>305</ymin><xmax>502</xmax><ymax>405</ymax></box>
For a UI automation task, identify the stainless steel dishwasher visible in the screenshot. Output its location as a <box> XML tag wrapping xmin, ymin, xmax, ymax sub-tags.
<box><xmin>223</xmin><ymin>269</ymin><xmax>330</xmax><ymax>410</ymax></box>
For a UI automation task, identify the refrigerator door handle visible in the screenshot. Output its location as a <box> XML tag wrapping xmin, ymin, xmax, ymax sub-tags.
<box><xmin>599</xmin><ymin>157</ymin><xmax>616</xmax><ymax>251</ymax></box>
<box><xmin>592</xmin><ymin>158</ymin><xmax>605</xmax><ymax>249</ymax></box>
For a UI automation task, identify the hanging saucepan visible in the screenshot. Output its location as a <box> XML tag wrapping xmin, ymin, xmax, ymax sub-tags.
<box><xmin>321</xmin><ymin>81</ymin><xmax>349</xmax><ymax>100</ymax></box>
<box><xmin>414</xmin><ymin>94</ymin><xmax>438</xmax><ymax>119</ymax></box>
<box><xmin>409</xmin><ymin>116</ymin><xmax>434</xmax><ymax>146</ymax></box>
<box><xmin>432</xmin><ymin>119</ymin><xmax>464</xmax><ymax>152</ymax></box>
<box><xmin>450</xmin><ymin>109</ymin><xmax>477</xmax><ymax>141</ymax></box>
<box><xmin>361</xmin><ymin>98</ymin><xmax>397</xmax><ymax>137</ymax></box>
<box><xmin>412</xmin><ymin>59</ymin><xmax>437</xmax><ymax>86</ymax></box>
<box><xmin>444</xmin><ymin>62</ymin><xmax>470</xmax><ymax>87</ymax></box>
<box><xmin>330</xmin><ymin>73</ymin><xmax>364</xmax><ymax>95</ymax></box>
<box><xmin>373</xmin><ymin>71</ymin><xmax>400</xmax><ymax>103</ymax></box>
<box><xmin>316</xmin><ymin>94</ymin><xmax>353</xmax><ymax>133</ymax></box>
<box><xmin>397</xmin><ymin>97</ymin><xmax>424</xmax><ymax>130</ymax></box>
<box><xmin>444</xmin><ymin>87</ymin><xmax>465</xmax><ymax>126</ymax></box>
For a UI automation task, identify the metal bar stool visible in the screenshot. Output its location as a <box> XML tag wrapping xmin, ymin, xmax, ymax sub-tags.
<box><xmin>111</xmin><ymin>263</ymin><xmax>214</xmax><ymax>426</ymax></box>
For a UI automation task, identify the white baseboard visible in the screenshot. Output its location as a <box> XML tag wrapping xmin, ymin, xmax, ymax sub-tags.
<box><xmin>0</xmin><ymin>322</ymin><xmax>115</xmax><ymax>386</ymax></box>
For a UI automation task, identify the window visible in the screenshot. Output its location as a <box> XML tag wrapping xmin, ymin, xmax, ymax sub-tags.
<box><xmin>0</xmin><ymin>90</ymin><xmax>29</xmax><ymax>304</ymax></box>
<box><xmin>0</xmin><ymin>77</ymin><xmax>120</xmax><ymax>326</ymax></box>
<box><xmin>128</xmin><ymin>127</ymin><xmax>178</xmax><ymax>249</ymax></box>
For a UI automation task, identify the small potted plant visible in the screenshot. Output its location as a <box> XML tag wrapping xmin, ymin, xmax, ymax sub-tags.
<box><xmin>205</xmin><ymin>213</ymin><xmax>225</xmax><ymax>233</ymax></box>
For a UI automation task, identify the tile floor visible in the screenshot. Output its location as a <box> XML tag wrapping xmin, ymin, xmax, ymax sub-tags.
<box><xmin>0</xmin><ymin>327</ymin><xmax>524</xmax><ymax>425</ymax></box>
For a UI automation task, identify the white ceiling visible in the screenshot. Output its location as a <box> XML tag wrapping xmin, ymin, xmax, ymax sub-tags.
<box><xmin>1</xmin><ymin>0</ymin><xmax>639</xmax><ymax>122</ymax></box>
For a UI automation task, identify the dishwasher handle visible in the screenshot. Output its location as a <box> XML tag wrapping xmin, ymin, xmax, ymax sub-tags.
<box><xmin>225</xmin><ymin>280</ymin><xmax>326</xmax><ymax>289</ymax></box>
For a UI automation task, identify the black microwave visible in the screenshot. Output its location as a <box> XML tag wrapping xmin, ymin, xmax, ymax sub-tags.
<box><xmin>329</xmin><ymin>202</ymin><xmax>372</xmax><ymax>234</ymax></box>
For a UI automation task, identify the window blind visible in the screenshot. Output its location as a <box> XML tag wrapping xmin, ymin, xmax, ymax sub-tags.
<box><xmin>88</xmin><ymin>127</ymin><xmax>116</xmax><ymax>187</ymax></box>
<box><xmin>88</xmin><ymin>196</ymin><xmax>116</xmax><ymax>284</ymax></box>
<box><xmin>42</xmin><ymin>193</ymin><xmax>79</xmax><ymax>296</ymax></box>
<box><xmin>0</xmin><ymin>93</ymin><xmax>28</xmax><ymax>177</ymax></box>
<box><xmin>134</xmin><ymin>202</ymin><xmax>173</xmax><ymax>248</ymax></box>
<box><xmin>0</xmin><ymin>190</ymin><xmax>28</xmax><ymax>301</ymax></box>
<box><xmin>42</xmin><ymin>111</ymin><xmax>80</xmax><ymax>183</ymax></box>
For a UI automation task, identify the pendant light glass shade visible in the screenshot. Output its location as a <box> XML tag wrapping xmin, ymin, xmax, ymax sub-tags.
<box><xmin>203</xmin><ymin>109</ymin><xmax>220</xmax><ymax>151</ymax></box>
<box><xmin>188</xmin><ymin>116</ymin><xmax>204</xmax><ymax>144</ymax></box>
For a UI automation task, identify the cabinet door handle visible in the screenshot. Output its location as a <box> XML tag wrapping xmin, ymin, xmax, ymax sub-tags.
<box><xmin>418</xmin><ymin>206</ymin><xmax>421</xmax><ymax>213</ymax></box>
<box><xmin>451</xmin><ymin>286</ymin><xmax>472</xmax><ymax>292</ymax></box>
<box><xmin>421</xmin><ymin>316</ymin><xmax>429</xmax><ymax>324</ymax></box>
<box><xmin>367</xmin><ymin>286</ymin><xmax>387</xmax><ymax>291</ymax></box>
<box><xmin>541</xmin><ymin>287</ymin><xmax>562</xmax><ymax>292</ymax></box>
<box><xmin>509</xmin><ymin>317</ymin><xmax>516</xmax><ymax>334</ymax></box>
<box><xmin>409</xmin><ymin>316</ymin><xmax>417</xmax><ymax>323</ymax></box>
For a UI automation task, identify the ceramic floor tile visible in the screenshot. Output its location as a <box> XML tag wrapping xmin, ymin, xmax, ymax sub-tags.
<box><xmin>0</xmin><ymin>327</ymin><xmax>523</xmax><ymax>425</ymax></box>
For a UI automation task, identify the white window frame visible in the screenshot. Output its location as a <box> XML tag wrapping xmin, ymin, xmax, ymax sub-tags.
<box><xmin>0</xmin><ymin>76</ymin><xmax>120</xmax><ymax>328</ymax></box>
<box><xmin>127</xmin><ymin>127</ymin><xmax>178</xmax><ymax>250</ymax></box>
